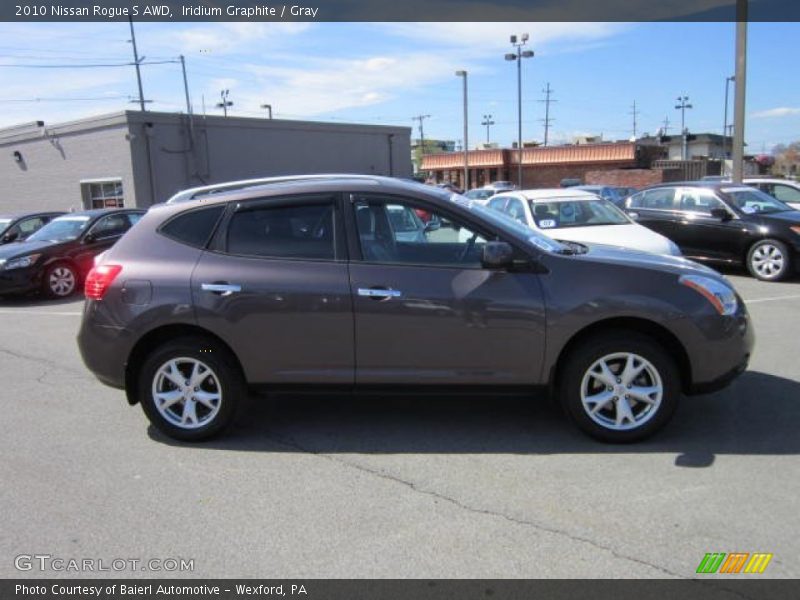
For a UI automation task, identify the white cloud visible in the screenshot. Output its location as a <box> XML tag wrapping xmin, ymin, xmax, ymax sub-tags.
<box><xmin>752</xmin><ymin>107</ymin><xmax>800</xmax><ymax>119</ymax></box>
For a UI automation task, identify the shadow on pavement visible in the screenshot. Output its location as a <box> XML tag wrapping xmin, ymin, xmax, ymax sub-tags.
<box><xmin>148</xmin><ymin>370</ymin><xmax>800</xmax><ymax>467</ymax></box>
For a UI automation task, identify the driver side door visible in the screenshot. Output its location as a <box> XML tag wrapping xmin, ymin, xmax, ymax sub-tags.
<box><xmin>346</xmin><ymin>194</ymin><xmax>547</xmax><ymax>385</ymax></box>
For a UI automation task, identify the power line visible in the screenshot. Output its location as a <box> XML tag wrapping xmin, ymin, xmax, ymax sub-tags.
<box><xmin>0</xmin><ymin>59</ymin><xmax>178</xmax><ymax>68</ymax></box>
<box><xmin>538</xmin><ymin>82</ymin><xmax>555</xmax><ymax>146</ymax></box>
<box><xmin>629</xmin><ymin>100</ymin><xmax>640</xmax><ymax>138</ymax></box>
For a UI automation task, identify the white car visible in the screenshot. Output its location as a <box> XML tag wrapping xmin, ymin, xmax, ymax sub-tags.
<box><xmin>484</xmin><ymin>189</ymin><xmax>682</xmax><ymax>256</ymax></box>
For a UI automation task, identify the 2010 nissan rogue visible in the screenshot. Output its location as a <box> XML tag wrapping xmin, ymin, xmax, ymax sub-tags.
<box><xmin>77</xmin><ymin>176</ymin><xmax>754</xmax><ymax>443</ymax></box>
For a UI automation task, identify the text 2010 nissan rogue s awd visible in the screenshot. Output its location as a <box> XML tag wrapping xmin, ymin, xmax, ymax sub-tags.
<box><xmin>77</xmin><ymin>176</ymin><xmax>753</xmax><ymax>443</ymax></box>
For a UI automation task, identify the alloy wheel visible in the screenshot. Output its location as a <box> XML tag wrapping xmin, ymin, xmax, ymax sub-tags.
<box><xmin>151</xmin><ymin>357</ymin><xmax>222</xmax><ymax>430</ymax></box>
<box><xmin>49</xmin><ymin>266</ymin><xmax>76</xmax><ymax>297</ymax></box>
<box><xmin>580</xmin><ymin>352</ymin><xmax>663</xmax><ymax>431</ymax></box>
<box><xmin>751</xmin><ymin>244</ymin><xmax>785</xmax><ymax>279</ymax></box>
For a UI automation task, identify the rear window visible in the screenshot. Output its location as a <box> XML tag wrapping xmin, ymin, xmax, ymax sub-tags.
<box><xmin>160</xmin><ymin>205</ymin><xmax>225</xmax><ymax>248</ymax></box>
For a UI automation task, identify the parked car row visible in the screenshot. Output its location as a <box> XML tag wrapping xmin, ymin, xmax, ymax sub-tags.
<box><xmin>76</xmin><ymin>175</ymin><xmax>753</xmax><ymax>445</ymax></box>
<box><xmin>0</xmin><ymin>209</ymin><xmax>144</xmax><ymax>298</ymax></box>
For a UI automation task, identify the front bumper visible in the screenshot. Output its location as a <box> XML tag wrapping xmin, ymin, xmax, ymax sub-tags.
<box><xmin>0</xmin><ymin>266</ymin><xmax>40</xmax><ymax>295</ymax></box>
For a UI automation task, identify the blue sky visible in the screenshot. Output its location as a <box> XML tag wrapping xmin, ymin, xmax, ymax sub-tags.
<box><xmin>0</xmin><ymin>21</ymin><xmax>797</xmax><ymax>152</ymax></box>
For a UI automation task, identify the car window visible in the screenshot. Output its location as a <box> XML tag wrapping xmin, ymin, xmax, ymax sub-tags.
<box><xmin>160</xmin><ymin>205</ymin><xmax>225</xmax><ymax>248</ymax></box>
<box><xmin>487</xmin><ymin>197</ymin><xmax>508</xmax><ymax>212</ymax></box>
<box><xmin>226</xmin><ymin>201</ymin><xmax>335</xmax><ymax>260</ymax></box>
<box><xmin>27</xmin><ymin>216</ymin><xmax>90</xmax><ymax>242</ymax></box>
<box><xmin>722</xmin><ymin>188</ymin><xmax>790</xmax><ymax>215</ymax></box>
<box><xmin>353</xmin><ymin>196</ymin><xmax>488</xmax><ymax>267</ymax></box>
<box><xmin>17</xmin><ymin>217</ymin><xmax>45</xmax><ymax>235</ymax></box>
<box><xmin>127</xmin><ymin>213</ymin><xmax>143</xmax><ymax>226</ymax></box>
<box><xmin>531</xmin><ymin>199</ymin><xmax>629</xmax><ymax>229</ymax></box>
<box><xmin>771</xmin><ymin>184</ymin><xmax>800</xmax><ymax>203</ymax></box>
<box><xmin>89</xmin><ymin>214</ymin><xmax>130</xmax><ymax>238</ymax></box>
<box><xmin>629</xmin><ymin>188</ymin><xmax>677</xmax><ymax>210</ymax></box>
<box><xmin>677</xmin><ymin>188</ymin><xmax>726</xmax><ymax>216</ymax></box>
<box><xmin>505</xmin><ymin>198</ymin><xmax>528</xmax><ymax>224</ymax></box>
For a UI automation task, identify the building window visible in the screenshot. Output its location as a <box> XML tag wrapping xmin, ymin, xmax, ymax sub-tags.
<box><xmin>82</xmin><ymin>180</ymin><xmax>124</xmax><ymax>209</ymax></box>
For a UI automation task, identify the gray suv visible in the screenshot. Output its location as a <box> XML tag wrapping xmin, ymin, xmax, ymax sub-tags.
<box><xmin>78</xmin><ymin>176</ymin><xmax>754</xmax><ymax>443</ymax></box>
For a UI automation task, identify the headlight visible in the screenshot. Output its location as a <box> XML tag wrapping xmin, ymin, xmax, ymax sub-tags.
<box><xmin>2</xmin><ymin>254</ymin><xmax>41</xmax><ymax>270</ymax></box>
<box><xmin>679</xmin><ymin>274</ymin><xmax>738</xmax><ymax>316</ymax></box>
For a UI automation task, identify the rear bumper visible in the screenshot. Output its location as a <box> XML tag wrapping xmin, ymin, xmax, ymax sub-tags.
<box><xmin>77</xmin><ymin>300</ymin><xmax>129</xmax><ymax>390</ymax></box>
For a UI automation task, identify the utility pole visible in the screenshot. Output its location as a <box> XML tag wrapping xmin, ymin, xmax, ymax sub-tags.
<box><xmin>661</xmin><ymin>116</ymin><xmax>670</xmax><ymax>136</ymax></box>
<box><xmin>412</xmin><ymin>114</ymin><xmax>430</xmax><ymax>155</ymax></box>
<box><xmin>675</xmin><ymin>95</ymin><xmax>693</xmax><ymax>160</ymax></box>
<box><xmin>260</xmin><ymin>104</ymin><xmax>273</xmax><ymax>119</ymax></box>
<box><xmin>539</xmin><ymin>82</ymin><xmax>555</xmax><ymax>146</ymax></box>
<box><xmin>629</xmin><ymin>100</ymin><xmax>640</xmax><ymax>138</ymax></box>
<box><xmin>127</xmin><ymin>15</ymin><xmax>146</xmax><ymax>111</ymax></box>
<box><xmin>179</xmin><ymin>55</ymin><xmax>191</xmax><ymax>115</ymax></box>
<box><xmin>481</xmin><ymin>114</ymin><xmax>494</xmax><ymax>144</ymax></box>
<box><xmin>723</xmin><ymin>75</ymin><xmax>735</xmax><ymax>176</ymax></box>
<box><xmin>732</xmin><ymin>0</ymin><xmax>748</xmax><ymax>183</ymax></box>
<box><xmin>216</xmin><ymin>89</ymin><xmax>232</xmax><ymax>117</ymax></box>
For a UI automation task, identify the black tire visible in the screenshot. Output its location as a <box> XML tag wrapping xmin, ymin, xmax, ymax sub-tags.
<box><xmin>558</xmin><ymin>332</ymin><xmax>680</xmax><ymax>443</ymax></box>
<box><xmin>138</xmin><ymin>336</ymin><xmax>246</xmax><ymax>442</ymax></box>
<box><xmin>42</xmin><ymin>262</ymin><xmax>78</xmax><ymax>298</ymax></box>
<box><xmin>746</xmin><ymin>239</ymin><xmax>792</xmax><ymax>282</ymax></box>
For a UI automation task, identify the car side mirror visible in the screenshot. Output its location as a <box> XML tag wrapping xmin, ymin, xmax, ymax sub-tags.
<box><xmin>710</xmin><ymin>207</ymin><xmax>731</xmax><ymax>221</ymax></box>
<box><xmin>84</xmin><ymin>233</ymin><xmax>96</xmax><ymax>244</ymax></box>
<box><xmin>424</xmin><ymin>220</ymin><xmax>440</xmax><ymax>233</ymax></box>
<box><xmin>481</xmin><ymin>241</ymin><xmax>514</xmax><ymax>269</ymax></box>
<box><xmin>2</xmin><ymin>231</ymin><xmax>18</xmax><ymax>243</ymax></box>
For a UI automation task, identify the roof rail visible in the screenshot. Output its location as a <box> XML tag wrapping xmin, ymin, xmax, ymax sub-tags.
<box><xmin>165</xmin><ymin>174</ymin><xmax>382</xmax><ymax>204</ymax></box>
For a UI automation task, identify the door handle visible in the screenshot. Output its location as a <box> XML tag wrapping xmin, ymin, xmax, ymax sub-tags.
<box><xmin>357</xmin><ymin>287</ymin><xmax>402</xmax><ymax>300</ymax></box>
<box><xmin>201</xmin><ymin>283</ymin><xmax>242</xmax><ymax>297</ymax></box>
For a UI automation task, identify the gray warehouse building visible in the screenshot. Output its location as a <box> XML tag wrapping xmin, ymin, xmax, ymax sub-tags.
<box><xmin>0</xmin><ymin>110</ymin><xmax>412</xmax><ymax>213</ymax></box>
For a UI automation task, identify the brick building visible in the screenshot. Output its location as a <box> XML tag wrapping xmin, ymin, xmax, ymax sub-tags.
<box><xmin>420</xmin><ymin>141</ymin><xmax>665</xmax><ymax>190</ymax></box>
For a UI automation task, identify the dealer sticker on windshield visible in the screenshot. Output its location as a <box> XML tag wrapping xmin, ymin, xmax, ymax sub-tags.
<box><xmin>539</xmin><ymin>219</ymin><xmax>556</xmax><ymax>228</ymax></box>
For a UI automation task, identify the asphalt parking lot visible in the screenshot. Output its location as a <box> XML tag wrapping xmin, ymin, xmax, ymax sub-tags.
<box><xmin>1</xmin><ymin>270</ymin><xmax>799</xmax><ymax>579</ymax></box>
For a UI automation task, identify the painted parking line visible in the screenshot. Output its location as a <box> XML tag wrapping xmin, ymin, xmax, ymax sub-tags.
<box><xmin>0</xmin><ymin>309</ymin><xmax>81</xmax><ymax>316</ymax></box>
<box><xmin>743</xmin><ymin>293</ymin><xmax>800</xmax><ymax>305</ymax></box>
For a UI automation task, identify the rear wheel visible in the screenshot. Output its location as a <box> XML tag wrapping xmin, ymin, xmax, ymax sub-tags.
<box><xmin>747</xmin><ymin>239</ymin><xmax>791</xmax><ymax>281</ymax></box>
<box><xmin>559</xmin><ymin>332</ymin><xmax>680</xmax><ymax>443</ymax></box>
<box><xmin>138</xmin><ymin>337</ymin><xmax>246</xmax><ymax>441</ymax></box>
<box><xmin>43</xmin><ymin>262</ymin><xmax>77</xmax><ymax>298</ymax></box>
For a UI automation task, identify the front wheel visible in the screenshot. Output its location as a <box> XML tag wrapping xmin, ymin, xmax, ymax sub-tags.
<box><xmin>747</xmin><ymin>239</ymin><xmax>792</xmax><ymax>281</ymax></box>
<box><xmin>43</xmin><ymin>262</ymin><xmax>78</xmax><ymax>298</ymax></box>
<box><xmin>137</xmin><ymin>337</ymin><xmax>246</xmax><ymax>441</ymax></box>
<box><xmin>559</xmin><ymin>333</ymin><xmax>680</xmax><ymax>443</ymax></box>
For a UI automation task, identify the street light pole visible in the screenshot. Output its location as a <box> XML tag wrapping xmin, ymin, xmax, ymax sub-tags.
<box><xmin>505</xmin><ymin>34</ymin><xmax>534</xmax><ymax>189</ymax></box>
<box><xmin>675</xmin><ymin>95</ymin><xmax>693</xmax><ymax>160</ymax></box>
<box><xmin>723</xmin><ymin>75</ymin><xmax>735</xmax><ymax>176</ymax></box>
<box><xmin>456</xmin><ymin>70</ymin><xmax>469</xmax><ymax>190</ymax></box>
<box><xmin>260</xmin><ymin>104</ymin><xmax>273</xmax><ymax>119</ymax></box>
<box><xmin>482</xmin><ymin>114</ymin><xmax>494</xmax><ymax>143</ymax></box>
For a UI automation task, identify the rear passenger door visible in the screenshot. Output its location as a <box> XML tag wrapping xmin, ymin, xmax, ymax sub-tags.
<box><xmin>626</xmin><ymin>187</ymin><xmax>681</xmax><ymax>241</ymax></box>
<box><xmin>191</xmin><ymin>195</ymin><xmax>354</xmax><ymax>384</ymax></box>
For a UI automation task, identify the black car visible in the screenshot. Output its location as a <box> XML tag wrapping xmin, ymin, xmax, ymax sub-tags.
<box><xmin>0</xmin><ymin>211</ymin><xmax>65</xmax><ymax>245</ymax></box>
<box><xmin>626</xmin><ymin>182</ymin><xmax>800</xmax><ymax>281</ymax></box>
<box><xmin>0</xmin><ymin>208</ymin><xmax>144</xmax><ymax>298</ymax></box>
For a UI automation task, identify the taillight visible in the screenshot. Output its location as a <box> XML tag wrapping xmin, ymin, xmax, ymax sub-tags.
<box><xmin>84</xmin><ymin>264</ymin><xmax>122</xmax><ymax>300</ymax></box>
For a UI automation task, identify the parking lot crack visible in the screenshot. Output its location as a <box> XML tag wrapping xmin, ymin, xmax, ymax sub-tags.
<box><xmin>0</xmin><ymin>346</ymin><xmax>88</xmax><ymax>378</ymax></box>
<box><xmin>265</xmin><ymin>433</ymin><xmax>707</xmax><ymax>581</ymax></box>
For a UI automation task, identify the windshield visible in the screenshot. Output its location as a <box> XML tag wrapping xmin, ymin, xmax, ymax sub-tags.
<box><xmin>722</xmin><ymin>188</ymin><xmax>791</xmax><ymax>215</ymax></box>
<box><xmin>0</xmin><ymin>218</ymin><xmax>11</xmax><ymax>234</ymax></box>
<box><xmin>465</xmin><ymin>189</ymin><xmax>494</xmax><ymax>200</ymax></box>
<box><xmin>529</xmin><ymin>198</ymin><xmax>630</xmax><ymax>229</ymax></box>
<box><xmin>451</xmin><ymin>194</ymin><xmax>567</xmax><ymax>254</ymax></box>
<box><xmin>27</xmin><ymin>216</ymin><xmax>90</xmax><ymax>242</ymax></box>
